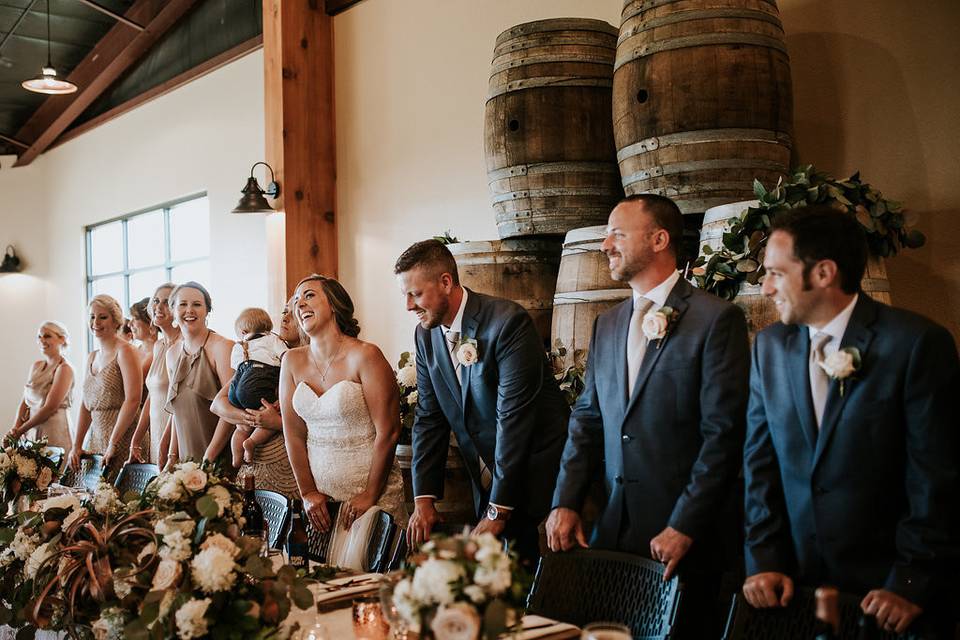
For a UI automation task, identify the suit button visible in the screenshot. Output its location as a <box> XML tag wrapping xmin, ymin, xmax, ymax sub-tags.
<box><xmin>615</xmin><ymin>475</ymin><xmax>623</xmax><ymax>485</ymax></box>
<box><xmin>815</xmin><ymin>486</ymin><xmax>828</xmax><ymax>496</ymax></box>
<box><xmin>621</xmin><ymin>434</ymin><xmax>631</xmax><ymax>443</ymax></box>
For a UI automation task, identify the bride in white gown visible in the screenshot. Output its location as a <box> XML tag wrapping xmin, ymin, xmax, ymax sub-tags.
<box><xmin>280</xmin><ymin>275</ymin><xmax>406</xmax><ymax>547</ymax></box>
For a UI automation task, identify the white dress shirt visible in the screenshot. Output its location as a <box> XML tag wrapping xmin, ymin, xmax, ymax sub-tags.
<box><xmin>806</xmin><ymin>293</ymin><xmax>859</xmax><ymax>357</ymax></box>
<box><xmin>632</xmin><ymin>269</ymin><xmax>681</xmax><ymax>312</ymax></box>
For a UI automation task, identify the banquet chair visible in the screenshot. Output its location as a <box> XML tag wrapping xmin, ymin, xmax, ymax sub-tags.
<box><xmin>114</xmin><ymin>463</ymin><xmax>160</xmax><ymax>497</ymax></box>
<box><xmin>527</xmin><ymin>549</ymin><xmax>682</xmax><ymax>639</ymax></box>
<box><xmin>60</xmin><ymin>454</ymin><xmax>104</xmax><ymax>491</ymax></box>
<box><xmin>305</xmin><ymin>503</ymin><xmax>397</xmax><ymax>571</ymax></box>
<box><xmin>723</xmin><ymin>588</ymin><xmax>903</xmax><ymax>640</ymax></box>
<box><xmin>386</xmin><ymin>531</ymin><xmax>408</xmax><ymax>571</ymax></box>
<box><xmin>364</xmin><ymin>510</ymin><xmax>397</xmax><ymax>573</ymax></box>
<box><xmin>306</xmin><ymin>501</ymin><xmax>342</xmax><ymax>564</ymax></box>
<box><xmin>255</xmin><ymin>489</ymin><xmax>290</xmax><ymax>550</ymax></box>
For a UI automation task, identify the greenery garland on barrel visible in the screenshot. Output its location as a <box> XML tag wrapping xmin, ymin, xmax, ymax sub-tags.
<box><xmin>690</xmin><ymin>165</ymin><xmax>926</xmax><ymax>300</ymax></box>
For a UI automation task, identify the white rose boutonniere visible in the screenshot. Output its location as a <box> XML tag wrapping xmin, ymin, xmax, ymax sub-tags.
<box><xmin>818</xmin><ymin>346</ymin><xmax>862</xmax><ymax>396</ymax></box>
<box><xmin>455</xmin><ymin>337</ymin><xmax>479</xmax><ymax>367</ymax></box>
<box><xmin>641</xmin><ymin>306</ymin><xmax>679</xmax><ymax>349</ymax></box>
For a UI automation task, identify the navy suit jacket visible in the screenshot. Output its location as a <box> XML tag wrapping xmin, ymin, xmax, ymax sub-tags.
<box><xmin>744</xmin><ymin>294</ymin><xmax>960</xmax><ymax>606</ymax></box>
<box><xmin>553</xmin><ymin>277</ymin><xmax>749</xmax><ymax>559</ymax></box>
<box><xmin>411</xmin><ymin>290</ymin><xmax>568</xmax><ymax>521</ymax></box>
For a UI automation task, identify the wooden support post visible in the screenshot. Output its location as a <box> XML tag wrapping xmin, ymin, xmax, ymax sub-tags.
<box><xmin>263</xmin><ymin>0</ymin><xmax>337</xmax><ymax>304</ymax></box>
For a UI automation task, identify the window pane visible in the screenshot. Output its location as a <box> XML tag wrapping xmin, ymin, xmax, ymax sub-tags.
<box><xmin>90</xmin><ymin>276</ymin><xmax>126</xmax><ymax>310</ymax></box>
<box><xmin>170</xmin><ymin>198</ymin><xmax>210</xmax><ymax>262</ymax></box>
<box><xmin>89</xmin><ymin>222</ymin><xmax>123</xmax><ymax>275</ymax></box>
<box><xmin>170</xmin><ymin>261</ymin><xmax>210</xmax><ymax>291</ymax></box>
<box><xmin>129</xmin><ymin>268</ymin><xmax>169</xmax><ymax>307</ymax></box>
<box><xmin>127</xmin><ymin>211</ymin><xmax>165</xmax><ymax>269</ymax></box>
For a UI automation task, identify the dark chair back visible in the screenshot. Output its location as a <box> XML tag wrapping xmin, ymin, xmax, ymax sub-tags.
<box><xmin>527</xmin><ymin>549</ymin><xmax>681</xmax><ymax>640</ymax></box>
<box><xmin>723</xmin><ymin>588</ymin><xmax>902</xmax><ymax>640</ymax></box>
<box><xmin>365</xmin><ymin>511</ymin><xmax>396</xmax><ymax>573</ymax></box>
<box><xmin>60</xmin><ymin>454</ymin><xmax>104</xmax><ymax>491</ymax></box>
<box><xmin>114</xmin><ymin>463</ymin><xmax>160</xmax><ymax>496</ymax></box>
<box><xmin>255</xmin><ymin>489</ymin><xmax>290</xmax><ymax>550</ymax></box>
<box><xmin>305</xmin><ymin>501</ymin><xmax>342</xmax><ymax>563</ymax></box>
<box><xmin>387</xmin><ymin>530</ymin><xmax>408</xmax><ymax>571</ymax></box>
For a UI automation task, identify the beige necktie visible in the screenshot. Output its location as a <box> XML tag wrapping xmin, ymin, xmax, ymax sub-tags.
<box><xmin>445</xmin><ymin>329</ymin><xmax>461</xmax><ymax>384</ymax></box>
<box><xmin>809</xmin><ymin>332</ymin><xmax>832</xmax><ymax>428</ymax></box>
<box><xmin>627</xmin><ymin>297</ymin><xmax>654</xmax><ymax>397</ymax></box>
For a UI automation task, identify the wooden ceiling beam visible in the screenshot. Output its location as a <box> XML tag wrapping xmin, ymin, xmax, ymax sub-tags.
<box><xmin>325</xmin><ymin>0</ymin><xmax>367</xmax><ymax>16</ymax></box>
<box><xmin>0</xmin><ymin>133</ymin><xmax>29</xmax><ymax>149</ymax></box>
<box><xmin>75</xmin><ymin>0</ymin><xmax>146</xmax><ymax>31</ymax></box>
<box><xmin>12</xmin><ymin>0</ymin><xmax>199</xmax><ymax>167</ymax></box>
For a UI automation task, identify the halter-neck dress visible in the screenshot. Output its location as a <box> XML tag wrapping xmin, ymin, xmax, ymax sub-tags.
<box><xmin>166</xmin><ymin>335</ymin><xmax>221</xmax><ymax>462</ymax></box>
<box><xmin>145</xmin><ymin>336</ymin><xmax>175</xmax><ymax>463</ymax></box>
<box><xmin>22</xmin><ymin>359</ymin><xmax>73</xmax><ymax>449</ymax></box>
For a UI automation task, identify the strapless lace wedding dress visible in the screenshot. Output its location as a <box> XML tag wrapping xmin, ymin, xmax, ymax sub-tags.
<box><xmin>292</xmin><ymin>380</ymin><xmax>407</xmax><ymax>525</ymax></box>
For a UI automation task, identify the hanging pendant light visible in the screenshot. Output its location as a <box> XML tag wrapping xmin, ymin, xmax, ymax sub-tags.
<box><xmin>22</xmin><ymin>0</ymin><xmax>77</xmax><ymax>95</ymax></box>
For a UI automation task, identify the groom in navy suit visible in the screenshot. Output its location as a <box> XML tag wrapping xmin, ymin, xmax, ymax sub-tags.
<box><xmin>742</xmin><ymin>206</ymin><xmax>960</xmax><ymax>636</ymax></box>
<box><xmin>395</xmin><ymin>239</ymin><xmax>568</xmax><ymax>560</ymax></box>
<box><xmin>547</xmin><ymin>194</ymin><xmax>750</xmax><ymax>637</ymax></box>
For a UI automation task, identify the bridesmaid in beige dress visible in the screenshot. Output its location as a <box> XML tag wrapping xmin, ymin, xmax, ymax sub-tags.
<box><xmin>212</xmin><ymin>295</ymin><xmax>303</xmax><ymax>498</ymax></box>
<box><xmin>165</xmin><ymin>282</ymin><xmax>234</xmax><ymax>467</ymax></box>
<box><xmin>8</xmin><ymin>321</ymin><xmax>75</xmax><ymax>449</ymax></box>
<box><xmin>127</xmin><ymin>283</ymin><xmax>181</xmax><ymax>465</ymax></box>
<box><xmin>69</xmin><ymin>295</ymin><xmax>143</xmax><ymax>478</ymax></box>
<box><xmin>128</xmin><ymin>297</ymin><xmax>158</xmax><ymax>378</ymax></box>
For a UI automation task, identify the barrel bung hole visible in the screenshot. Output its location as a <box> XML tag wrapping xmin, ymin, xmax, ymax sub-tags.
<box><xmin>508</xmin><ymin>119</ymin><xmax>521</xmax><ymax>132</ymax></box>
<box><xmin>636</xmin><ymin>89</ymin><xmax>649</xmax><ymax>103</ymax></box>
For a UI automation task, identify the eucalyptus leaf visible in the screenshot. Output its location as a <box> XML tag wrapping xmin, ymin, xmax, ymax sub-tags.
<box><xmin>292</xmin><ymin>584</ymin><xmax>313</xmax><ymax>610</ymax></box>
<box><xmin>196</xmin><ymin>495</ymin><xmax>219</xmax><ymax>520</ymax></box>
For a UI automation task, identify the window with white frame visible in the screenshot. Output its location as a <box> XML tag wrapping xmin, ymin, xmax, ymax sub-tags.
<box><xmin>85</xmin><ymin>194</ymin><xmax>211</xmax><ymax>326</ymax></box>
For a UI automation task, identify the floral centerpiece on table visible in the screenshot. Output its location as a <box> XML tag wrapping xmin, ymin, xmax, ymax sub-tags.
<box><xmin>391</xmin><ymin>532</ymin><xmax>530</xmax><ymax>640</ymax></box>
<box><xmin>397</xmin><ymin>352</ymin><xmax>419</xmax><ymax>443</ymax></box>
<box><xmin>0</xmin><ymin>436</ymin><xmax>60</xmax><ymax>508</ymax></box>
<box><xmin>691</xmin><ymin>165</ymin><xmax>926</xmax><ymax>300</ymax></box>
<box><xmin>0</xmin><ymin>461</ymin><xmax>315</xmax><ymax>639</ymax></box>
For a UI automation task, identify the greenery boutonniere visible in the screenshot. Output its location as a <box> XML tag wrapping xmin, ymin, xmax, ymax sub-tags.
<box><xmin>642</xmin><ymin>306</ymin><xmax>679</xmax><ymax>350</ymax></box>
<box><xmin>455</xmin><ymin>336</ymin><xmax>479</xmax><ymax>367</ymax></box>
<box><xmin>818</xmin><ymin>346</ymin><xmax>862</xmax><ymax>396</ymax></box>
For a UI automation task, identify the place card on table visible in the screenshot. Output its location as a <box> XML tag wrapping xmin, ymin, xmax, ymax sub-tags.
<box><xmin>312</xmin><ymin>572</ymin><xmax>382</xmax><ymax>606</ymax></box>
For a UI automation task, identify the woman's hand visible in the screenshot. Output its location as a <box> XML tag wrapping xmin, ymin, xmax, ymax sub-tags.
<box><xmin>302</xmin><ymin>490</ymin><xmax>332</xmax><ymax>532</ymax></box>
<box><xmin>245</xmin><ymin>400</ymin><xmax>282</xmax><ymax>430</ymax></box>
<box><xmin>343</xmin><ymin>490</ymin><xmax>377</xmax><ymax>530</ymax></box>
<box><xmin>163</xmin><ymin>455</ymin><xmax>178</xmax><ymax>472</ymax></box>
<box><xmin>67</xmin><ymin>447</ymin><xmax>82</xmax><ymax>471</ymax></box>
<box><xmin>103</xmin><ymin>441</ymin><xmax>118</xmax><ymax>468</ymax></box>
<box><xmin>127</xmin><ymin>444</ymin><xmax>145</xmax><ymax>464</ymax></box>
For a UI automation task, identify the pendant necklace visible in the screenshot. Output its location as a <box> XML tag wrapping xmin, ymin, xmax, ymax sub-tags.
<box><xmin>311</xmin><ymin>338</ymin><xmax>344</xmax><ymax>384</ymax></box>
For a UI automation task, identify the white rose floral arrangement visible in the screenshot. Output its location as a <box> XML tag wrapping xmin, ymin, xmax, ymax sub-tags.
<box><xmin>390</xmin><ymin>531</ymin><xmax>530</xmax><ymax>640</ymax></box>
<box><xmin>0</xmin><ymin>436</ymin><xmax>61</xmax><ymax>509</ymax></box>
<box><xmin>0</xmin><ymin>461</ymin><xmax>316</xmax><ymax>639</ymax></box>
<box><xmin>397</xmin><ymin>352</ymin><xmax>419</xmax><ymax>439</ymax></box>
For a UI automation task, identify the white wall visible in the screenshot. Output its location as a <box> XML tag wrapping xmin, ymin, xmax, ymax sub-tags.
<box><xmin>0</xmin><ymin>50</ymin><xmax>269</xmax><ymax>424</ymax></box>
<box><xmin>333</xmin><ymin>0</ymin><xmax>623</xmax><ymax>366</ymax></box>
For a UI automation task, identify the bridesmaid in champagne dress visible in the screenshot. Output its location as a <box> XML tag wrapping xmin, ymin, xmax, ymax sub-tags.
<box><xmin>164</xmin><ymin>282</ymin><xmax>234</xmax><ymax>466</ymax></box>
<box><xmin>127</xmin><ymin>284</ymin><xmax>181</xmax><ymax>465</ymax></box>
<box><xmin>8</xmin><ymin>321</ymin><xmax>75</xmax><ymax>450</ymax></box>
<box><xmin>69</xmin><ymin>295</ymin><xmax>143</xmax><ymax>479</ymax></box>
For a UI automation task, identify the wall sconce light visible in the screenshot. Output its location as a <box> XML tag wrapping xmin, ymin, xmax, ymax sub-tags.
<box><xmin>231</xmin><ymin>162</ymin><xmax>280</xmax><ymax>214</ymax></box>
<box><xmin>1</xmin><ymin>245</ymin><xmax>22</xmax><ymax>273</ymax></box>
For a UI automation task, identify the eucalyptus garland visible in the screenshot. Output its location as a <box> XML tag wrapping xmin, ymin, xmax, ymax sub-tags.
<box><xmin>691</xmin><ymin>165</ymin><xmax>926</xmax><ymax>300</ymax></box>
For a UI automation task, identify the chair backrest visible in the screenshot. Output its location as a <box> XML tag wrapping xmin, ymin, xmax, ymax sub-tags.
<box><xmin>114</xmin><ymin>463</ymin><xmax>160</xmax><ymax>497</ymax></box>
<box><xmin>305</xmin><ymin>501</ymin><xmax>342</xmax><ymax>563</ymax></box>
<box><xmin>723</xmin><ymin>589</ymin><xmax>900</xmax><ymax>640</ymax></box>
<box><xmin>387</xmin><ymin>530</ymin><xmax>408</xmax><ymax>572</ymax></box>
<box><xmin>365</xmin><ymin>511</ymin><xmax>397</xmax><ymax>573</ymax></box>
<box><xmin>255</xmin><ymin>489</ymin><xmax>290</xmax><ymax>550</ymax></box>
<box><xmin>60</xmin><ymin>454</ymin><xmax>104</xmax><ymax>491</ymax></box>
<box><xmin>527</xmin><ymin>549</ymin><xmax>681</xmax><ymax>639</ymax></box>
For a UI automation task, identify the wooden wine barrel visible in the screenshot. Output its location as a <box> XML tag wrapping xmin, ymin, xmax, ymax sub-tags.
<box><xmin>699</xmin><ymin>201</ymin><xmax>893</xmax><ymax>338</ymax></box>
<box><xmin>551</xmin><ymin>226</ymin><xmax>632</xmax><ymax>368</ymax></box>
<box><xmin>613</xmin><ymin>0</ymin><xmax>793</xmax><ymax>214</ymax></box>
<box><xmin>448</xmin><ymin>239</ymin><xmax>561</xmax><ymax>347</ymax></box>
<box><xmin>396</xmin><ymin>444</ymin><xmax>476</xmax><ymax>527</ymax></box>
<box><xmin>485</xmin><ymin>18</ymin><xmax>624</xmax><ymax>238</ymax></box>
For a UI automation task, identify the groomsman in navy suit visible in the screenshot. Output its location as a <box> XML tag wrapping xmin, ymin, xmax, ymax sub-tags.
<box><xmin>547</xmin><ymin>195</ymin><xmax>750</xmax><ymax>637</ymax></box>
<box><xmin>395</xmin><ymin>239</ymin><xmax>568</xmax><ymax>561</ymax></box>
<box><xmin>742</xmin><ymin>206</ymin><xmax>960</xmax><ymax>636</ymax></box>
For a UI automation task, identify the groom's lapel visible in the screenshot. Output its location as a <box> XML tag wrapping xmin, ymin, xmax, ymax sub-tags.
<box><xmin>785</xmin><ymin>327</ymin><xmax>818</xmax><ymax>454</ymax></box>
<box><xmin>432</xmin><ymin>327</ymin><xmax>460</xmax><ymax>403</ymax></box>
<box><xmin>812</xmin><ymin>295</ymin><xmax>877</xmax><ymax>470</ymax></box>
<box><xmin>625</xmin><ymin>278</ymin><xmax>691</xmax><ymax>416</ymax></box>
<box><xmin>459</xmin><ymin>291</ymin><xmax>482</xmax><ymax>409</ymax></box>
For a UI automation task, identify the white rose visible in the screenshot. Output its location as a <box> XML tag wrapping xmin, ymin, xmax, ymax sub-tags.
<box><xmin>819</xmin><ymin>350</ymin><xmax>856</xmax><ymax>379</ymax></box>
<box><xmin>455</xmin><ymin>342</ymin><xmax>478</xmax><ymax>367</ymax></box>
<box><xmin>190</xmin><ymin>546</ymin><xmax>237</xmax><ymax>593</ymax></box>
<box><xmin>641</xmin><ymin>311</ymin><xmax>669</xmax><ymax>341</ymax></box>
<box><xmin>463</xmin><ymin>584</ymin><xmax>486</xmax><ymax>604</ymax></box>
<box><xmin>11</xmin><ymin>527</ymin><xmax>39</xmax><ymax>561</ymax></box>
<box><xmin>411</xmin><ymin>559</ymin><xmax>465</xmax><ymax>605</ymax></box>
<box><xmin>473</xmin><ymin>561</ymin><xmax>512</xmax><ymax>596</ymax></box>
<box><xmin>177</xmin><ymin>461</ymin><xmax>201</xmax><ymax>473</ymax></box>
<box><xmin>156</xmin><ymin>514</ymin><xmax>195</xmax><ymax>538</ymax></box>
<box><xmin>159</xmin><ymin>530</ymin><xmax>193</xmax><ymax>562</ymax></box>
<box><xmin>397</xmin><ymin>364</ymin><xmax>417</xmax><ymax>388</ymax></box>
<box><xmin>200</xmin><ymin>533</ymin><xmax>239</xmax><ymax>558</ymax></box>
<box><xmin>13</xmin><ymin>454</ymin><xmax>37</xmax><ymax>480</ymax></box>
<box><xmin>152</xmin><ymin>559</ymin><xmax>183</xmax><ymax>590</ymax></box>
<box><xmin>179</xmin><ymin>468</ymin><xmax>207</xmax><ymax>492</ymax></box>
<box><xmin>175</xmin><ymin>597</ymin><xmax>211</xmax><ymax>640</ymax></box>
<box><xmin>430</xmin><ymin>602</ymin><xmax>482</xmax><ymax>640</ymax></box>
<box><xmin>392</xmin><ymin>578</ymin><xmax>421</xmax><ymax>631</ymax></box>
<box><xmin>157</xmin><ymin>476</ymin><xmax>183</xmax><ymax>501</ymax></box>
<box><xmin>206</xmin><ymin>484</ymin><xmax>231</xmax><ymax>517</ymax></box>
<box><xmin>407</xmin><ymin>390</ymin><xmax>419</xmax><ymax>405</ymax></box>
<box><xmin>36</xmin><ymin>467</ymin><xmax>53</xmax><ymax>491</ymax></box>
<box><xmin>93</xmin><ymin>483</ymin><xmax>122</xmax><ymax>515</ymax></box>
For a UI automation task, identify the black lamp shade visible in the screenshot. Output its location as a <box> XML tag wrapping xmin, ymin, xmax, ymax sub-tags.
<box><xmin>231</xmin><ymin>176</ymin><xmax>275</xmax><ymax>214</ymax></box>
